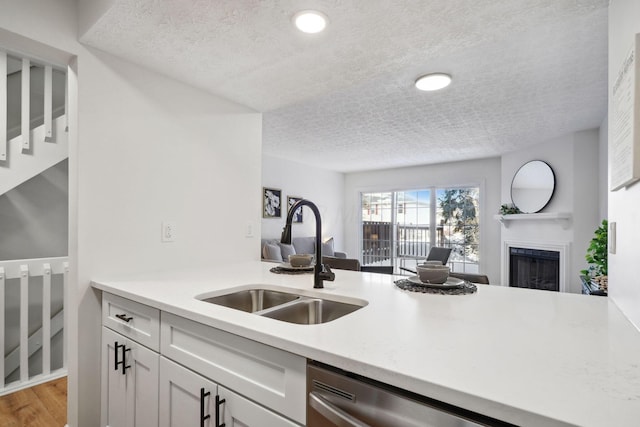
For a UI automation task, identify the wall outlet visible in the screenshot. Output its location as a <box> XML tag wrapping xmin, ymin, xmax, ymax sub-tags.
<box><xmin>162</xmin><ymin>221</ymin><xmax>176</xmax><ymax>242</ymax></box>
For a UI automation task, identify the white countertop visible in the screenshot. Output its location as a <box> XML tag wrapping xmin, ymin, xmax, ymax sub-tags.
<box><xmin>92</xmin><ymin>262</ymin><xmax>640</xmax><ymax>427</ymax></box>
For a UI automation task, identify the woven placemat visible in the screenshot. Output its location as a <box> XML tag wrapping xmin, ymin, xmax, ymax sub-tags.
<box><xmin>270</xmin><ymin>266</ymin><xmax>313</xmax><ymax>275</ymax></box>
<box><xmin>394</xmin><ymin>278</ymin><xmax>477</xmax><ymax>295</ymax></box>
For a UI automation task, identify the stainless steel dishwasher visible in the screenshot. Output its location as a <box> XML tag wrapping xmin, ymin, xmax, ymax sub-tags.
<box><xmin>307</xmin><ymin>362</ymin><xmax>515</xmax><ymax>427</ymax></box>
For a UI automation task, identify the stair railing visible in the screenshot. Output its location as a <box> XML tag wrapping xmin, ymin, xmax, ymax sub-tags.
<box><xmin>0</xmin><ymin>256</ymin><xmax>68</xmax><ymax>395</ymax></box>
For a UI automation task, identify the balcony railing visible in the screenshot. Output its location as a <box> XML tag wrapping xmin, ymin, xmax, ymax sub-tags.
<box><xmin>362</xmin><ymin>221</ymin><xmax>446</xmax><ymax>264</ymax></box>
<box><xmin>362</xmin><ymin>221</ymin><xmax>478</xmax><ymax>274</ymax></box>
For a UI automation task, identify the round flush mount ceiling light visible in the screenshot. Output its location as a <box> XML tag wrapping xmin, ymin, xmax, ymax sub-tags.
<box><xmin>293</xmin><ymin>10</ymin><xmax>328</xmax><ymax>34</ymax></box>
<box><xmin>415</xmin><ymin>73</ymin><xmax>452</xmax><ymax>91</ymax></box>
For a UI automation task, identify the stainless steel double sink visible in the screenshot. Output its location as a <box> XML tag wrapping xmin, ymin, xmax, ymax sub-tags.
<box><xmin>197</xmin><ymin>287</ymin><xmax>367</xmax><ymax>325</ymax></box>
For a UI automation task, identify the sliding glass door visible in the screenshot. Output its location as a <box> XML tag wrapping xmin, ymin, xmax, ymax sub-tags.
<box><xmin>436</xmin><ymin>187</ymin><xmax>480</xmax><ymax>273</ymax></box>
<box><xmin>361</xmin><ymin>186</ymin><xmax>479</xmax><ymax>274</ymax></box>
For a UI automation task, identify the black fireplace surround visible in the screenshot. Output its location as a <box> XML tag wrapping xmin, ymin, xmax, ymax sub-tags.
<box><xmin>509</xmin><ymin>247</ymin><xmax>560</xmax><ymax>292</ymax></box>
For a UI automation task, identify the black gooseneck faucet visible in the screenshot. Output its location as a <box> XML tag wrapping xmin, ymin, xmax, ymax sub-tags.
<box><xmin>281</xmin><ymin>199</ymin><xmax>335</xmax><ymax>289</ymax></box>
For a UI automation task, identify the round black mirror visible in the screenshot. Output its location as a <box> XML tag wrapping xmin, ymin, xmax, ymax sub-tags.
<box><xmin>510</xmin><ymin>160</ymin><xmax>555</xmax><ymax>213</ymax></box>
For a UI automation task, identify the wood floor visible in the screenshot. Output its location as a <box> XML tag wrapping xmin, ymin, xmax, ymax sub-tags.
<box><xmin>0</xmin><ymin>377</ymin><xmax>67</xmax><ymax>427</ymax></box>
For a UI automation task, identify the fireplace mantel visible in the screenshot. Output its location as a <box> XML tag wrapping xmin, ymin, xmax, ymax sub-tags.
<box><xmin>494</xmin><ymin>212</ymin><xmax>572</xmax><ymax>229</ymax></box>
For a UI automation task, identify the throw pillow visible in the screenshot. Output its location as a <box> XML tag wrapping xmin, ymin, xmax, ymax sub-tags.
<box><xmin>322</xmin><ymin>237</ymin><xmax>335</xmax><ymax>257</ymax></box>
<box><xmin>262</xmin><ymin>243</ymin><xmax>282</xmax><ymax>261</ymax></box>
<box><xmin>279</xmin><ymin>242</ymin><xmax>296</xmax><ymax>260</ymax></box>
<box><xmin>292</xmin><ymin>236</ymin><xmax>315</xmax><ymax>255</ymax></box>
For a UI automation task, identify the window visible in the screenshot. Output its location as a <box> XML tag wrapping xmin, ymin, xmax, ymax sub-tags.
<box><xmin>361</xmin><ymin>187</ymin><xmax>479</xmax><ymax>274</ymax></box>
<box><xmin>361</xmin><ymin>192</ymin><xmax>392</xmax><ymax>266</ymax></box>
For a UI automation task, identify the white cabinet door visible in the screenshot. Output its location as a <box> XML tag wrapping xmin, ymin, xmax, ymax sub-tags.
<box><xmin>159</xmin><ymin>357</ymin><xmax>300</xmax><ymax>427</ymax></box>
<box><xmin>219</xmin><ymin>386</ymin><xmax>301</xmax><ymax>427</ymax></box>
<box><xmin>102</xmin><ymin>327</ymin><xmax>160</xmax><ymax>427</ymax></box>
<box><xmin>159</xmin><ymin>357</ymin><xmax>218</xmax><ymax>427</ymax></box>
<box><xmin>103</xmin><ymin>327</ymin><xmax>128</xmax><ymax>427</ymax></box>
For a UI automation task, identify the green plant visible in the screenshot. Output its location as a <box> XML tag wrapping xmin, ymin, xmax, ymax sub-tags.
<box><xmin>499</xmin><ymin>204</ymin><xmax>521</xmax><ymax>215</ymax></box>
<box><xmin>581</xmin><ymin>219</ymin><xmax>608</xmax><ymax>278</ymax></box>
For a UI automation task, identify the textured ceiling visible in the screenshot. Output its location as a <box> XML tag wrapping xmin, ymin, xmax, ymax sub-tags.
<box><xmin>80</xmin><ymin>0</ymin><xmax>609</xmax><ymax>172</ymax></box>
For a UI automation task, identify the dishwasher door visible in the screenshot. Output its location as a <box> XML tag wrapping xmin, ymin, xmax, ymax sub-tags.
<box><xmin>307</xmin><ymin>363</ymin><xmax>490</xmax><ymax>427</ymax></box>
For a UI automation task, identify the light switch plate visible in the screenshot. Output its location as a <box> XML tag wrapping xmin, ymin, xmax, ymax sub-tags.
<box><xmin>246</xmin><ymin>221</ymin><xmax>255</xmax><ymax>238</ymax></box>
<box><xmin>609</xmin><ymin>221</ymin><xmax>616</xmax><ymax>254</ymax></box>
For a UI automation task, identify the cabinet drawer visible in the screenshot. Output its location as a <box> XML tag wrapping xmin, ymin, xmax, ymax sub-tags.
<box><xmin>103</xmin><ymin>293</ymin><xmax>160</xmax><ymax>351</ymax></box>
<box><xmin>161</xmin><ymin>312</ymin><xmax>306</xmax><ymax>424</ymax></box>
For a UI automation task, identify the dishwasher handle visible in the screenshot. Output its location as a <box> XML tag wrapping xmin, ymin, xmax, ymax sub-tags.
<box><xmin>309</xmin><ymin>391</ymin><xmax>371</xmax><ymax>427</ymax></box>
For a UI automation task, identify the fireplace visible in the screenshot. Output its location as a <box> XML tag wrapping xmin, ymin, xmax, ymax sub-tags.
<box><xmin>509</xmin><ymin>247</ymin><xmax>560</xmax><ymax>291</ymax></box>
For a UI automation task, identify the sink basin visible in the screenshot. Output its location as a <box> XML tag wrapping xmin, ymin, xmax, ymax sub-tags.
<box><xmin>261</xmin><ymin>298</ymin><xmax>362</xmax><ymax>325</ymax></box>
<box><xmin>200</xmin><ymin>289</ymin><xmax>300</xmax><ymax>313</ymax></box>
<box><xmin>197</xmin><ymin>286</ymin><xmax>366</xmax><ymax>324</ymax></box>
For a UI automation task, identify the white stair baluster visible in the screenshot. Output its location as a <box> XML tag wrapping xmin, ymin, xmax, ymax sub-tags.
<box><xmin>0</xmin><ymin>267</ymin><xmax>5</xmax><ymax>387</ymax></box>
<box><xmin>19</xmin><ymin>265</ymin><xmax>29</xmax><ymax>382</ymax></box>
<box><xmin>21</xmin><ymin>58</ymin><xmax>30</xmax><ymax>150</ymax></box>
<box><xmin>63</xmin><ymin>261</ymin><xmax>69</xmax><ymax>367</ymax></box>
<box><xmin>44</xmin><ymin>65</ymin><xmax>52</xmax><ymax>142</ymax></box>
<box><xmin>64</xmin><ymin>71</ymin><xmax>69</xmax><ymax>132</ymax></box>
<box><xmin>0</xmin><ymin>52</ymin><xmax>6</xmax><ymax>161</ymax></box>
<box><xmin>42</xmin><ymin>263</ymin><xmax>51</xmax><ymax>376</ymax></box>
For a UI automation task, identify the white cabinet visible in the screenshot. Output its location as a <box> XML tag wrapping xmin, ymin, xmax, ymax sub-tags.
<box><xmin>102</xmin><ymin>292</ymin><xmax>160</xmax><ymax>352</ymax></box>
<box><xmin>159</xmin><ymin>357</ymin><xmax>299</xmax><ymax>427</ymax></box>
<box><xmin>101</xmin><ymin>326</ymin><xmax>159</xmax><ymax>427</ymax></box>
<box><xmin>219</xmin><ymin>385</ymin><xmax>300</xmax><ymax>427</ymax></box>
<box><xmin>101</xmin><ymin>293</ymin><xmax>305</xmax><ymax>427</ymax></box>
<box><xmin>161</xmin><ymin>312</ymin><xmax>306</xmax><ymax>424</ymax></box>
<box><xmin>101</xmin><ymin>293</ymin><xmax>161</xmax><ymax>427</ymax></box>
<box><xmin>158</xmin><ymin>357</ymin><xmax>217</xmax><ymax>427</ymax></box>
<box><xmin>102</xmin><ymin>328</ymin><xmax>127</xmax><ymax>427</ymax></box>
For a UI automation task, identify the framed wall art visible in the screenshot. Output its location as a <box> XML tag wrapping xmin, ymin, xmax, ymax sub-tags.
<box><xmin>611</xmin><ymin>32</ymin><xmax>640</xmax><ymax>191</ymax></box>
<box><xmin>263</xmin><ymin>187</ymin><xmax>282</xmax><ymax>218</ymax></box>
<box><xmin>287</xmin><ymin>196</ymin><xmax>303</xmax><ymax>223</ymax></box>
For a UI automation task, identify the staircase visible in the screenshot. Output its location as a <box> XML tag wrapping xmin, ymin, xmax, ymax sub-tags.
<box><xmin>0</xmin><ymin>50</ymin><xmax>68</xmax><ymax>394</ymax></box>
<box><xmin>1</xmin><ymin>50</ymin><xmax>68</xmax><ymax>196</ymax></box>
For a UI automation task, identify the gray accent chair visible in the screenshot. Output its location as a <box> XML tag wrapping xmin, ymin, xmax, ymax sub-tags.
<box><xmin>449</xmin><ymin>272</ymin><xmax>490</xmax><ymax>284</ymax></box>
<box><xmin>322</xmin><ymin>256</ymin><xmax>361</xmax><ymax>271</ymax></box>
<box><xmin>426</xmin><ymin>247</ymin><xmax>452</xmax><ymax>265</ymax></box>
<box><xmin>360</xmin><ymin>266</ymin><xmax>395</xmax><ymax>275</ymax></box>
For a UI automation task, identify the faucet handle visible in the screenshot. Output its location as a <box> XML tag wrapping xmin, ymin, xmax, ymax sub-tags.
<box><xmin>320</xmin><ymin>264</ymin><xmax>335</xmax><ymax>282</ymax></box>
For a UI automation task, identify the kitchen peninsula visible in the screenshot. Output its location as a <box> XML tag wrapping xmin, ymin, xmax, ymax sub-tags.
<box><xmin>92</xmin><ymin>261</ymin><xmax>640</xmax><ymax>426</ymax></box>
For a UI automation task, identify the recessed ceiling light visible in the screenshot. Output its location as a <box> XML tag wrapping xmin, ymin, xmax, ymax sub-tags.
<box><xmin>293</xmin><ymin>10</ymin><xmax>328</xmax><ymax>34</ymax></box>
<box><xmin>415</xmin><ymin>73</ymin><xmax>452</xmax><ymax>91</ymax></box>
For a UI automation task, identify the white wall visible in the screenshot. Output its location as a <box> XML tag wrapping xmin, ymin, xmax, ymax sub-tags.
<box><xmin>609</xmin><ymin>0</ymin><xmax>640</xmax><ymax>330</ymax></box>
<box><xmin>2</xmin><ymin>4</ymin><xmax>263</xmax><ymax>427</ymax></box>
<box><xmin>500</xmin><ymin>130</ymin><xmax>601</xmax><ymax>294</ymax></box>
<box><xmin>261</xmin><ymin>154</ymin><xmax>345</xmax><ymax>249</ymax></box>
<box><xmin>74</xmin><ymin>48</ymin><xmax>261</xmax><ymax>427</ymax></box>
<box><xmin>77</xmin><ymin>48</ymin><xmax>262</xmax><ymax>273</ymax></box>
<box><xmin>344</xmin><ymin>157</ymin><xmax>502</xmax><ymax>284</ymax></box>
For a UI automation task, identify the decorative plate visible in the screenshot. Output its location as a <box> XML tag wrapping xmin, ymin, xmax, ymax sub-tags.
<box><xmin>407</xmin><ymin>276</ymin><xmax>465</xmax><ymax>289</ymax></box>
<box><xmin>279</xmin><ymin>262</ymin><xmax>314</xmax><ymax>271</ymax></box>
